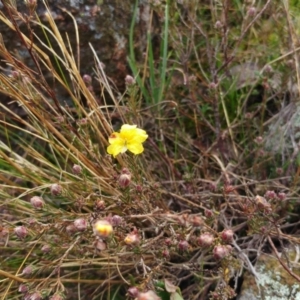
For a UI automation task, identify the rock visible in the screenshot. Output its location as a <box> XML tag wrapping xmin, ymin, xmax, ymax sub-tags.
<box><xmin>238</xmin><ymin>247</ymin><xmax>300</xmax><ymax>300</ymax></box>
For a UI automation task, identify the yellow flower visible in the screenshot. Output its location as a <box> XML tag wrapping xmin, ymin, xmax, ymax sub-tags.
<box><xmin>93</xmin><ymin>220</ymin><xmax>113</xmax><ymax>238</ymax></box>
<box><xmin>107</xmin><ymin>124</ymin><xmax>148</xmax><ymax>157</ymax></box>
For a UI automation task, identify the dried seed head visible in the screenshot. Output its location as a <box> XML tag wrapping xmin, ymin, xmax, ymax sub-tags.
<box><xmin>74</xmin><ymin>218</ymin><xmax>87</xmax><ymax>231</ymax></box>
<box><xmin>93</xmin><ymin>220</ymin><xmax>113</xmax><ymax>238</ymax></box>
<box><xmin>30</xmin><ymin>196</ymin><xmax>44</xmax><ymax>210</ymax></box>
<box><xmin>197</xmin><ymin>233</ymin><xmax>214</xmax><ymax>247</ymax></box>
<box><xmin>72</xmin><ymin>164</ymin><xmax>82</xmax><ymax>174</ymax></box>
<box><xmin>50</xmin><ymin>184</ymin><xmax>62</xmax><ymax>196</ymax></box>
<box><xmin>14</xmin><ymin>226</ymin><xmax>27</xmax><ymax>239</ymax></box>
<box><xmin>221</xmin><ymin>229</ymin><xmax>234</xmax><ymax>243</ymax></box>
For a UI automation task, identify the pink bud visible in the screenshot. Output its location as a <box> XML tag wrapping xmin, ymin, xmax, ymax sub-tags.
<box><xmin>14</xmin><ymin>226</ymin><xmax>27</xmax><ymax>239</ymax></box>
<box><xmin>41</xmin><ymin>244</ymin><xmax>51</xmax><ymax>253</ymax></box>
<box><xmin>178</xmin><ymin>240</ymin><xmax>189</xmax><ymax>251</ymax></box>
<box><xmin>111</xmin><ymin>215</ymin><xmax>123</xmax><ymax>226</ymax></box>
<box><xmin>119</xmin><ymin>173</ymin><xmax>131</xmax><ymax>188</ymax></box>
<box><xmin>18</xmin><ymin>284</ymin><xmax>28</xmax><ymax>293</ymax></box>
<box><xmin>74</xmin><ymin>218</ymin><xmax>87</xmax><ymax>231</ymax></box>
<box><xmin>30</xmin><ymin>196</ymin><xmax>44</xmax><ymax>210</ymax></box>
<box><xmin>25</xmin><ymin>292</ymin><xmax>42</xmax><ymax>300</ymax></box>
<box><xmin>221</xmin><ymin>229</ymin><xmax>234</xmax><ymax>243</ymax></box>
<box><xmin>127</xmin><ymin>287</ymin><xmax>140</xmax><ymax>298</ymax></box>
<box><xmin>189</xmin><ymin>215</ymin><xmax>203</xmax><ymax>227</ymax></box>
<box><xmin>213</xmin><ymin>245</ymin><xmax>230</xmax><ymax>260</ymax></box>
<box><xmin>197</xmin><ymin>233</ymin><xmax>214</xmax><ymax>247</ymax></box>
<box><xmin>265</xmin><ymin>190</ymin><xmax>277</xmax><ymax>200</ymax></box>
<box><xmin>124</xmin><ymin>231</ymin><xmax>140</xmax><ymax>246</ymax></box>
<box><xmin>23</xmin><ymin>265</ymin><xmax>33</xmax><ymax>275</ymax></box>
<box><xmin>72</xmin><ymin>164</ymin><xmax>82</xmax><ymax>174</ymax></box>
<box><xmin>165</xmin><ymin>238</ymin><xmax>172</xmax><ymax>247</ymax></box>
<box><xmin>278</xmin><ymin>192</ymin><xmax>286</xmax><ymax>201</ymax></box>
<box><xmin>205</xmin><ymin>209</ymin><xmax>213</xmax><ymax>218</ymax></box>
<box><xmin>162</xmin><ymin>249</ymin><xmax>170</xmax><ymax>258</ymax></box>
<box><xmin>50</xmin><ymin>184</ymin><xmax>62</xmax><ymax>196</ymax></box>
<box><xmin>125</xmin><ymin>75</ymin><xmax>136</xmax><ymax>85</ymax></box>
<box><xmin>137</xmin><ymin>290</ymin><xmax>160</xmax><ymax>300</ymax></box>
<box><xmin>82</xmin><ymin>74</ymin><xmax>92</xmax><ymax>84</ymax></box>
<box><xmin>50</xmin><ymin>294</ymin><xmax>64</xmax><ymax>300</ymax></box>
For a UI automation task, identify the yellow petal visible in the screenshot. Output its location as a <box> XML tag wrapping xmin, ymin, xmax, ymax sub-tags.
<box><xmin>127</xmin><ymin>142</ymin><xmax>144</xmax><ymax>155</ymax></box>
<box><xmin>120</xmin><ymin>124</ymin><xmax>137</xmax><ymax>131</ymax></box>
<box><xmin>107</xmin><ymin>143</ymin><xmax>127</xmax><ymax>157</ymax></box>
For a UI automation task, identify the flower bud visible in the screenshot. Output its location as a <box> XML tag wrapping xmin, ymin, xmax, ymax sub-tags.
<box><xmin>111</xmin><ymin>215</ymin><xmax>123</xmax><ymax>226</ymax></box>
<box><xmin>247</xmin><ymin>6</ymin><xmax>256</xmax><ymax>17</ymax></box>
<box><xmin>255</xmin><ymin>195</ymin><xmax>271</xmax><ymax>212</ymax></box>
<box><xmin>30</xmin><ymin>196</ymin><xmax>44</xmax><ymax>210</ymax></box>
<box><xmin>72</xmin><ymin>164</ymin><xmax>82</xmax><ymax>174</ymax></box>
<box><xmin>165</xmin><ymin>238</ymin><xmax>172</xmax><ymax>247</ymax></box>
<box><xmin>66</xmin><ymin>224</ymin><xmax>77</xmax><ymax>234</ymax></box>
<box><xmin>265</xmin><ymin>190</ymin><xmax>277</xmax><ymax>200</ymax></box>
<box><xmin>127</xmin><ymin>287</ymin><xmax>140</xmax><ymax>298</ymax></box>
<box><xmin>189</xmin><ymin>215</ymin><xmax>203</xmax><ymax>227</ymax></box>
<box><xmin>221</xmin><ymin>229</ymin><xmax>234</xmax><ymax>243</ymax></box>
<box><xmin>213</xmin><ymin>245</ymin><xmax>230</xmax><ymax>260</ymax></box>
<box><xmin>124</xmin><ymin>231</ymin><xmax>140</xmax><ymax>246</ymax></box>
<box><xmin>205</xmin><ymin>209</ymin><xmax>214</xmax><ymax>218</ymax></box>
<box><xmin>94</xmin><ymin>199</ymin><xmax>105</xmax><ymax>211</ymax></box>
<box><xmin>118</xmin><ymin>173</ymin><xmax>131</xmax><ymax>188</ymax></box>
<box><xmin>74</xmin><ymin>218</ymin><xmax>87</xmax><ymax>231</ymax></box>
<box><xmin>278</xmin><ymin>192</ymin><xmax>286</xmax><ymax>201</ymax></box>
<box><xmin>162</xmin><ymin>249</ymin><xmax>170</xmax><ymax>258</ymax></box>
<box><xmin>49</xmin><ymin>294</ymin><xmax>64</xmax><ymax>300</ymax></box>
<box><xmin>50</xmin><ymin>184</ymin><xmax>62</xmax><ymax>196</ymax></box>
<box><xmin>125</xmin><ymin>75</ymin><xmax>136</xmax><ymax>85</ymax></box>
<box><xmin>95</xmin><ymin>239</ymin><xmax>107</xmax><ymax>251</ymax></box>
<box><xmin>93</xmin><ymin>220</ymin><xmax>113</xmax><ymax>238</ymax></box>
<box><xmin>25</xmin><ymin>292</ymin><xmax>42</xmax><ymax>300</ymax></box>
<box><xmin>215</xmin><ymin>20</ymin><xmax>222</xmax><ymax>29</ymax></box>
<box><xmin>18</xmin><ymin>284</ymin><xmax>28</xmax><ymax>293</ymax></box>
<box><xmin>197</xmin><ymin>233</ymin><xmax>214</xmax><ymax>247</ymax></box>
<box><xmin>178</xmin><ymin>240</ymin><xmax>189</xmax><ymax>251</ymax></box>
<box><xmin>82</xmin><ymin>74</ymin><xmax>92</xmax><ymax>84</ymax></box>
<box><xmin>14</xmin><ymin>226</ymin><xmax>27</xmax><ymax>239</ymax></box>
<box><xmin>41</xmin><ymin>244</ymin><xmax>51</xmax><ymax>253</ymax></box>
<box><xmin>22</xmin><ymin>265</ymin><xmax>34</xmax><ymax>275</ymax></box>
<box><xmin>137</xmin><ymin>290</ymin><xmax>160</xmax><ymax>300</ymax></box>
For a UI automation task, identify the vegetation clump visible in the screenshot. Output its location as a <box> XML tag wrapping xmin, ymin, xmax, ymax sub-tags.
<box><xmin>0</xmin><ymin>0</ymin><xmax>300</xmax><ymax>299</ymax></box>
